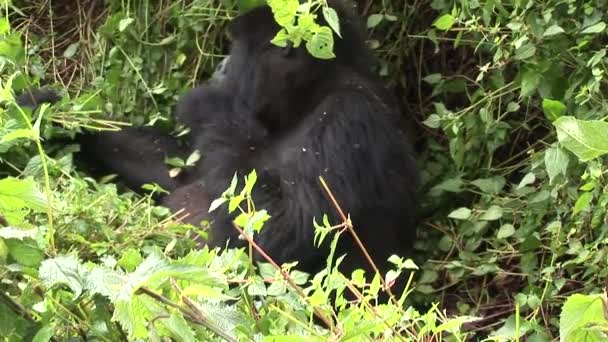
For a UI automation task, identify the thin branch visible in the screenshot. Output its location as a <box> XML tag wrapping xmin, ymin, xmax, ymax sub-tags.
<box><xmin>318</xmin><ymin>176</ymin><xmax>399</xmax><ymax>305</ymax></box>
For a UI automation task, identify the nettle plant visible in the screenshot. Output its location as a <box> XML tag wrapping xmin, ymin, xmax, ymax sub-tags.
<box><xmin>266</xmin><ymin>0</ymin><xmax>341</xmax><ymax>59</ymax></box>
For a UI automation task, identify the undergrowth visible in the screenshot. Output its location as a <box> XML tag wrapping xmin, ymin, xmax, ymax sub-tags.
<box><xmin>2</xmin><ymin>0</ymin><xmax>608</xmax><ymax>341</ymax></box>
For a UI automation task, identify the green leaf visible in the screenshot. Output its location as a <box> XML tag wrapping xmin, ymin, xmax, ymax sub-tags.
<box><xmin>520</xmin><ymin>69</ymin><xmax>540</xmax><ymax>97</ymax></box>
<box><xmin>1</xmin><ymin>128</ymin><xmax>32</xmax><ymax>143</ymax></box>
<box><xmin>0</xmin><ymin>18</ymin><xmax>9</xmax><ymax>35</ymax></box>
<box><xmin>448</xmin><ymin>207</ymin><xmax>471</xmax><ymax>220</ymax></box>
<box><xmin>543</xmin><ymin>24</ymin><xmax>565</xmax><ymax>37</ymax></box>
<box><xmin>247</xmin><ymin>277</ymin><xmax>267</xmax><ymax>296</ymax></box>
<box><xmin>422</xmin><ymin>114</ymin><xmax>441</xmax><ymax>128</ymax></box>
<box><xmin>471</xmin><ymin>177</ymin><xmax>505</xmax><ymax>194</ymax></box>
<box><xmin>271</xmin><ymin>28</ymin><xmax>290</xmax><ymax>48</ymax></box>
<box><xmin>32</xmin><ymin>325</ymin><xmax>54</xmax><ymax>342</ymax></box>
<box><xmin>367</xmin><ymin>14</ymin><xmax>383</xmax><ymax>28</ymax></box>
<box><xmin>544</xmin><ymin>146</ymin><xmax>569</xmax><ymax>183</ymax></box>
<box><xmin>118</xmin><ymin>18</ymin><xmax>134</xmax><ymax>32</ymax></box>
<box><xmin>560</xmin><ymin>294</ymin><xmax>608</xmax><ymax>342</ymax></box>
<box><xmin>113</xmin><ymin>298</ymin><xmax>150</xmax><ymax>339</ymax></box>
<box><xmin>267</xmin><ymin>0</ymin><xmax>299</xmax><ymax>27</ymax></box>
<box><xmin>433</xmin><ymin>14</ymin><xmax>455</xmax><ymax>31</ymax></box>
<box><xmin>208</xmin><ymin>197</ymin><xmax>227</xmax><ymax>212</ymax></box>
<box><xmin>0</xmin><ymin>177</ymin><xmax>48</xmax><ymax>212</ymax></box>
<box><xmin>322</xmin><ymin>6</ymin><xmax>341</xmax><ymax>37</ymax></box>
<box><xmin>480</xmin><ymin>205</ymin><xmax>503</xmax><ymax>221</ymax></box>
<box><xmin>573</xmin><ymin>192</ymin><xmax>593</xmax><ymax>216</ymax></box>
<box><xmin>306</xmin><ymin>26</ymin><xmax>335</xmax><ymax>60</ymax></box>
<box><xmin>516</xmin><ymin>172</ymin><xmax>535</xmax><ymax>190</ymax></box>
<box><xmin>185</xmin><ymin>150</ymin><xmax>201</xmax><ymax>166</ymax></box>
<box><xmin>542</xmin><ymin>99</ymin><xmax>566</xmax><ymax>122</ymax></box>
<box><xmin>497</xmin><ymin>224</ymin><xmax>515</xmax><ymax>239</ymax></box>
<box><xmin>118</xmin><ymin>248</ymin><xmax>143</xmax><ymax>272</ymax></box>
<box><xmin>39</xmin><ymin>255</ymin><xmax>85</xmax><ymax>298</ymax></box>
<box><xmin>0</xmin><ymin>227</ymin><xmax>36</xmax><ymax>240</ymax></box>
<box><xmin>243</xmin><ymin>169</ymin><xmax>258</xmax><ymax>195</ymax></box>
<box><xmin>423</xmin><ymin>73</ymin><xmax>442</xmax><ymax>84</ymax></box>
<box><xmin>553</xmin><ymin>116</ymin><xmax>608</xmax><ymax>161</ymax></box>
<box><xmin>160</xmin><ymin>315</ymin><xmax>196</xmax><ymax>342</ymax></box>
<box><xmin>0</xmin><ymin>33</ymin><xmax>25</xmax><ymax>63</ymax></box>
<box><xmin>63</xmin><ymin>42</ymin><xmax>80</xmax><ymax>58</ymax></box>
<box><xmin>5</xmin><ymin>239</ymin><xmax>45</xmax><ymax>267</ymax></box>
<box><xmin>581</xmin><ymin>21</ymin><xmax>606</xmax><ymax>34</ymax></box>
<box><xmin>514</xmin><ymin>43</ymin><xmax>536</xmax><ymax>60</ymax></box>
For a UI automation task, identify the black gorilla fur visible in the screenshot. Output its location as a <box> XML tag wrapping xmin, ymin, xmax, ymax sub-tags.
<box><xmin>21</xmin><ymin>0</ymin><xmax>419</xmax><ymax>283</ymax></box>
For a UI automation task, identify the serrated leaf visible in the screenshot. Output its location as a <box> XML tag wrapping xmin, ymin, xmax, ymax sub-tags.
<box><xmin>5</xmin><ymin>239</ymin><xmax>44</xmax><ymax>267</ymax></box>
<box><xmin>267</xmin><ymin>0</ymin><xmax>298</xmax><ymax>27</ymax></box>
<box><xmin>228</xmin><ymin>194</ymin><xmax>244</xmax><ymax>213</ymax></box>
<box><xmin>322</xmin><ymin>6</ymin><xmax>340</xmax><ymax>37</ymax></box>
<box><xmin>553</xmin><ymin>116</ymin><xmax>608</xmax><ymax>161</ymax></box>
<box><xmin>306</xmin><ymin>26</ymin><xmax>335</xmax><ymax>60</ymax></box>
<box><xmin>560</xmin><ymin>294</ymin><xmax>607</xmax><ymax>342</ymax></box>
<box><xmin>271</xmin><ymin>28</ymin><xmax>290</xmax><ymax>47</ymax></box>
<box><xmin>542</xmin><ymin>99</ymin><xmax>566</xmax><ymax>122</ymax></box>
<box><xmin>0</xmin><ymin>227</ymin><xmax>36</xmax><ymax>240</ymax></box>
<box><xmin>247</xmin><ymin>277</ymin><xmax>267</xmax><ymax>296</ymax></box>
<box><xmin>39</xmin><ymin>255</ymin><xmax>85</xmax><ymax>298</ymax></box>
<box><xmin>1</xmin><ymin>128</ymin><xmax>32</xmax><ymax>143</ymax></box>
<box><xmin>448</xmin><ymin>207</ymin><xmax>471</xmax><ymax>220</ymax></box>
<box><xmin>0</xmin><ymin>177</ymin><xmax>47</xmax><ymax>212</ymax></box>
<box><xmin>118</xmin><ymin>248</ymin><xmax>142</xmax><ymax>272</ymax></box>
<box><xmin>113</xmin><ymin>298</ymin><xmax>150</xmax><ymax>339</ymax></box>
<box><xmin>433</xmin><ymin>14</ymin><xmax>455</xmax><ymax>31</ymax></box>
<box><xmin>243</xmin><ymin>169</ymin><xmax>257</xmax><ymax>195</ymax></box>
<box><xmin>544</xmin><ymin>146</ymin><xmax>569</xmax><ymax>183</ymax></box>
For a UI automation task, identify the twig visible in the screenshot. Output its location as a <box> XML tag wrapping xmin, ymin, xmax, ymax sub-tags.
<box><xmin>318</xmin><ymin>176</ymin><xmax>399</xmax><ymax>305</ymax></box>
<box><xmin>230</xmin><ymin>222</ymin><xmax>336</xmax><ymax>331</ymax></box>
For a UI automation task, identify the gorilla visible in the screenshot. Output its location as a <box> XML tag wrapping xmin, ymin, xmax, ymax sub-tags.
<box><xmin>21</xmin><ymin>0</ymin><xmax>419</xmax><ymax>288</ymax></box>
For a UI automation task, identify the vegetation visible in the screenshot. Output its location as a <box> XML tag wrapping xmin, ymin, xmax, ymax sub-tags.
<box><xmin>2</xmin><ymin>0</ymin><xmax>608</xmax><ymax>340</ymax></box>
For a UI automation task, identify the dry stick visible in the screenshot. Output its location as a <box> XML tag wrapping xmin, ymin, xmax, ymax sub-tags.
<box><xmin>318</xmin><ymin>176</ymin><xmax>399</xmax><ymax>305</ymax></box>
<box><xmin>230</xmin><ymin>222</ymin><xmax>336</xmax><ymax>331</ymax></box>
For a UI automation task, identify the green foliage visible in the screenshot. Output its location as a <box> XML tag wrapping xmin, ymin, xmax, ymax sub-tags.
<box><xmin>560</xmin><ymin>293</ymin><xmax>608</xmax><ymax>341</ymax></box>
<box><xmin>266</xmin><ymin>0</ymin><xmax>338</xmax><ymax>59</ymax></box>
<box><xmin>412</xmin><ymin>0</ymin><xmax>608</xmax><ymax>339</ymax></box>
<box><xmin>3</xmin><ymin>0</ymin><xmax>608</xmax><ymax>340</ymax></box>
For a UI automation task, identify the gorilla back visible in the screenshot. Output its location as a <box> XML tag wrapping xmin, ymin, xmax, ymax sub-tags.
<box><xmin>175</xmin><ymin>1</ymin><xmax>420</xmax><ymax>276</ymax></box>
<box><xmin>71</xmin><ymin>0</ymin><xmax>419</xmax><ymax>288</ymax></box>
